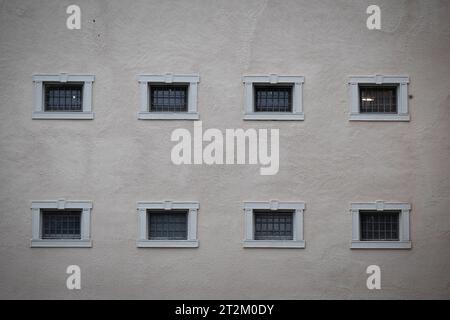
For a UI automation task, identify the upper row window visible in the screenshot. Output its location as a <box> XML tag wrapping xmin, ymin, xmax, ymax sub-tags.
<box><xmin>137</xmin><ymin>74</ymin><xmax>200</xmax><ymax>120</ymax></box>
<box><xmin>349</xmin><ymin>75</ymin><xmax>410</xmax><ymax>121</ymax></box>
<box><xmin>150</xmin><ymin>85</ymin><xmax>188</xmax><ymax>113</ymax></box>
<box><xmin>32</xmin><ymin>74</ymin><xmax>95</xmax><ymax>119</ymax></box>
<box><xmin>243</xmin><ymin>75</ymin><xmax>305</xmax><ymax>121</ymax></box>
<box><xmin>31</xmin><ymin>74</ymin><xmax>410</xmax><ymax>122</ymax></box>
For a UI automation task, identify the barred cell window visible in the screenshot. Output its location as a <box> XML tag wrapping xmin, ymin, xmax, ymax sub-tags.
<box><xmin>41</xmin><ymin>210</ymin><xmax>82</xmax><ymax>240</ymax></box>
<box><xmin>150</xmin><ymin>85</ymin><xmax>188</xmax><ymax>112</ymax></box>
<box><xmin>254</xmin><ymin>86</ymin><xmax>292</xmax><ymax>112</ymax></box>
<box><xmin>148</xmin><ymin>210</ymin><xmax>188</xmax><ymax>240</ymax></box>
<box><xmin>254</xmin><ymin>210</ymin><xmax>294</xmax><ymax>240</ymax></box>
<box><xmin>359</xmin><ymin>85</ymin><xmax>397</xmax><ymax>113</ymax></box>
<box><xmin>360</xmin><ymin>211</ymin><xmax>400</xmax><ymax>241</ymax></box>
<box><xmin>44</xmin><ymin>83</ymin><xmax>83</xmax><ymax>112</ymax></box>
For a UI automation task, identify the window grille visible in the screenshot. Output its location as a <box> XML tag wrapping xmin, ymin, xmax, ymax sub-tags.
<box><xmin>150</xmin><ymin>85</ymin><xmax>188</xmax><ymax>112</ymax></box>
<box><xmin>42</xmin><ymin>210</ymin><xmax>82</xmax><ymax>239</ymax></box>
<box><xmin>359</xmin><ymin>85</ymin><xmax>397</xmax><ymax>113</ymax></box>
<box><xmin>254</xmin><ymin>86</ymin><xmax>292</xmax><ymax>112</ymax></box>
<box><xmin>254</xmin><ymin>210</ymin><xmax>294</xmax><ymax>240</ymax></box>
<box><xmin>148</xmin><ymin>210</ymin><xmax>188</xmax><ymax>240</ymax></box>
<box><xmin>44</xmin><ymin>83</ymin><xmax>83</xmax><ymax>112</ymax></box>
<box><xmin>360</xmin><ymin>211</ymin><xmax>400</xmax><ymax>241</ymax></box>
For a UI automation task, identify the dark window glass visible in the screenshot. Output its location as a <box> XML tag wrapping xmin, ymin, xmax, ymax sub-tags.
<box><xmin>148</xmin><ymin>210</ymin><xmax>188</xmax><ymax>240</ymax></box>
<box><xmin>42</xmin><ymin>210</ymin><xmax>82</xmax><ymax>239</ymax></box>
<box><xmin>359</xmin><ymin>85</ymin><xmax>397</xmax><ymax>113</ymax></box>
<box><xmin>254</xmin><ymin>210</ymin><xmax>294</xmax><ymax>240</ymax></box>
<box><xmin>254</xmin><ymin>86</ymin><xmax>292</xmax><ymax>112</ymax></box>
<box><xmin>150</xmin><ymin>85</ymin><xmax>188</xmax><ymax>112</ymax></box>
<box><xmin>44</xmin><ymin>83</ymin><xmax>83</xmax><ymax>112</ymax></box>
<box><xmin>360</xmin><ymin>211</ymin><xmax>400</xmax><ymax>241</ymax></box>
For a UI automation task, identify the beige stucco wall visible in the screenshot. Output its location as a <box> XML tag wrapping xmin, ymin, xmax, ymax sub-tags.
<box><xmin>0</xmin><ymin>0</ymin><xmax>449</xmax><ymax>299</ymax></box>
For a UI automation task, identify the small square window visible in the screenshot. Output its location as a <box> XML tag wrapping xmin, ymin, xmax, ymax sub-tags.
<box><xmin>359</xmin><ymin>85</ymin><xmax>397</xmax><ymax>113</ymax></box>
<box><xmin>137</xmin><ymin>74</ymin><xmax>199</xmax><ymax>120</ymax></box>
<box><xmin>254</xmin><ymin>210</ymin><xmax>294</xmax><ymax>240</ymax></box>
<box><xmin>348</xmin><ymin>75</ymin><xmax>409</xmax><ymax>121</ymax></box>
<box><xmin>254</xmin><ymin>86</ymin><xmax>292</xmax><ymax>113</ymax></box>
<box><xmin>148</xmin><ymin>210</ymin><xmax>188</xmax><ymax>240</ymax></box>
<box><xmin>137</xmin><ymin>201</ymin><xmax>199</xmax><ymax>247</ymax></box>
<box><xmin>350</xmin><ymin>201</ymin><xmax>411</xmax><ymax>249</ymax></box>
<box><xmin>150</xmin><ymin>85</ymin><xmax>188</xmax><ymax>112</ymax></box>
<box><xmin>31</xmin><ymin>199</ymin><xmax>92</xmax><ymax>248</ymax></box>
<box><xmin>243</xmin><ymin>201</ymin><xmax>305</xmax><ymax>248</ymax></box>
<box><xmin>243</xmin><ymin>75</ymin><xmax>304</xmax><ymax>120</ymax></box>
<box><xmin>360</xmin><ymin>211</ymin><xmax>399</xmax><ymax>241</ymax></box>
<box><xmin>42</xmin><ymin>210</ymin><xmax>82</xmax><ymax>240</ymax></box>
<box><xmin>44</xmin><ymin>83</ymin><xmax>83</xmax><ymax>112</ymax></box>
<box><xmin>32</xmin><ymin>74</ymin><xmax>95</xmax><ymax>119</ymax></box>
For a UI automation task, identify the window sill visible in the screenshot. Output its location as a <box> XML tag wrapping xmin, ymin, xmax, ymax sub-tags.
<box><xmin>138</xmin><ymin>112</ymin><xmax>200</xmax><ymax>120</ymax></box>
<box><xmin>30</xmin><ymin>240</ymin><xmax>92</xmax><ymax>248</ymax></box>
<box><xmin>350</xmin><ymin>241</ymin><xmax>412</xmax><ymax>249</ymax></box>
<box><xmin>32</xmin><ymin>112</ymin><xmax>94</xmax><ymax>120</ymax></box>
<box><xmin>244</xmin><ymin>113</ymin><xmax>304</xmax><ymax>121</ymax></box>
<box><xmin>243</xmin><ymin>240</ymin><xmax>305</xmax><ymax>248</ymax></box>
<box><xmin>349</xmin><ymin>114</ymin><xmax>410</xmax><ymax>122</ymax></box>
<box><xmin>137</xmin><ymin>240</ymin><xmax>199</xmax><ymax>248</ymax></box>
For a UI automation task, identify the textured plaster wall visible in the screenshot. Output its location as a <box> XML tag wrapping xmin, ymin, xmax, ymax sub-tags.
<box><xmin>0</xmin><ymin>0</ymin><xmax>449</xmax><ymax>299</ymax></box>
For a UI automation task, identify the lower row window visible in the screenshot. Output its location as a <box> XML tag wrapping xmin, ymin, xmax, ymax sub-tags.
<box><xmin>30</xmin><ymin>200</ymin><xmax>411</xmax><ymax>249</ymax></box>
<box><xmin>351</xmin><ymin>202</ymin><xmax>411</xmax><ymax>249</ymax></box>
<box><xmin>42</xmin><ymin>210</ymin><xmax>82</xmax><ymax>239</ymax></box>
<box><xmin>137</xmin><ymin>201</ymin><xmax>199</xmax><ymax>248</ymax></box>
<box><xmin>254</xmin><ymin>210</ymin><xmax>293</xmax><ymax>240</ymax></box>
<box><xmin>360</xmin><ymin>210</ymin><xmax>399</xmax><ymax>241</ymax></box>
<box><xmin>31</xmin><ymin>200</ymin><xmax>92</xmax><ymax>248</ymax></box>
<box><xmin>243</xmin><ymin>201</ymin><xmax>305</xmax><ymax>248</ymax></box>
<box><xmin>44</xmin><ymin>83</ymin><xmax>83</xmax><ymax>112</ymax></box>
<box><xmin>148</xmin><ymin>210</ymin><xmax>188</xmax><ymax>240</ymax></box>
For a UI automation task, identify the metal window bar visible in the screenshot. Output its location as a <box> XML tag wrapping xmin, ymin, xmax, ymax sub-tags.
<box><xmin>44</xmin><ymin>83</ymin><xmax>83</xmax><ymax>112</ymax></box>
<box><xmin>41</xmin><ymin>210</ymin><xmax>82</xmax><ymax>239</ymax></box>
<box><xmin>359</xmin><ymin>85</ymin><xmax>397</xmax><ymax>113</ymax></box>
<box><xmin>254</xmin><ymin>85</ymin><xmax>292</xmax><ymax>112</ymax></box>
<box><xmin>360</xmin><ymin>211</ymin><xmax>400</xmax><ymax>241</ymax></box>
<box><xmin>147</xmin><ymin>210</ymin><xmax>188</xmax><ymax>240</ymax></box>
<box><xmin>254</xmin><ymin>210</ymin><xmax>294</xmax><ymax>240</ymax></box>
<box><xmin>149</xmin><ymin>85</ymin><xmax>188</xmax><ymax>112</ymax></box>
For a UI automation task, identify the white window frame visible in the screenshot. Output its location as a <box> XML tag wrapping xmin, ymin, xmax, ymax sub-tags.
<box><xmin>350</xmin><ymin>201</ymin><xmax>411</xmax><ymax>249</ymax></box>
<box><xmin>137</xmin><ymin>73</ymin><xmax>200</xmax><ymax>120</ymax></box>
<box><xmin>32</xmin><ymin>74</ymin><xmax>95</xmax><ymax>119</ymax></box>
<box><xmin>243</xmin><ymin>200</ymin><xmax>306</xmax><ymax>248</ymax></box>
<box><xmin>30</xmin><ymin>199</ymin><xmax>93</xmax><ymax>248</ymax></box>
<box><xmin>137</xmin><ymin>201</ymin><xmax>199</xmax><ymax>248</ymax></box>
<box><xmin>242</xmin><ymin>74</ymin><xmax>305</xmax><ymax>120</ymax></box>
<box><xmin>348</xmin><ymin>75</ymin><xmax>410</xmax><ymax>121</ymax></box>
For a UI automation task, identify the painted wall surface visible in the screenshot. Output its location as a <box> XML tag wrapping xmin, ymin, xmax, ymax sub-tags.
<box><xmin>0</xmin><ymin>0</ymin><xmax>449</xmax><ymax>299</ymax></box>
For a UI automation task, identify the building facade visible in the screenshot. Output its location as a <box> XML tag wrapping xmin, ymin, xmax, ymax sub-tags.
<box><xmin>0</xmin><ymin>0</ymin><xmax>449</xmax><ymax>299</ymax></box>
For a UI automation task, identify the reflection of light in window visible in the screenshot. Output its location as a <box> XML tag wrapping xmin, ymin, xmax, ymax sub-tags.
<box><xmin>362</xmin><ymin>97</ymin><xmax>374</xmax><ymax>102</ymax></box>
